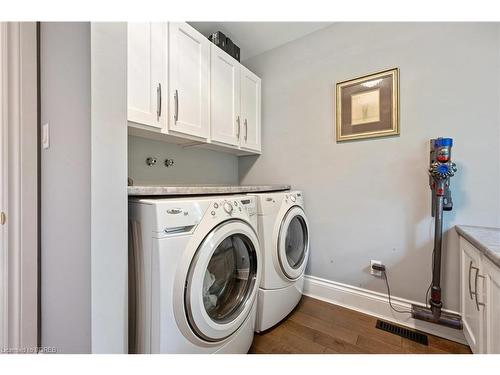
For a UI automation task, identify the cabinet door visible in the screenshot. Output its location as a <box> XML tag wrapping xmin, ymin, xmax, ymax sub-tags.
<box><xmin>128</xmin><ymin>22</ymin><xmax>166</xmax><ymax>129</ymax></box>
<box><xmin>240</xmin><ymin>66</ymin><xmax>261</xmax><ymax>152</ymax></box>
<box><xmin>484</xmin><ymin>258</ymin><xmax>500</xmax><ymax>353</ymax></box>
<box><xmin>168</xmin><ymin>22</ymin><xmax>209</xmax><ymax>139</ymax></box>
<box><xmin>210</xmin><ymin>45</ymin><xmax>241</xmax><ymax>147</ymax></box>
<box><xmin>460</xmin><ymin>238</ymin><xmax>484</xmax><ymax>353</ymax></box>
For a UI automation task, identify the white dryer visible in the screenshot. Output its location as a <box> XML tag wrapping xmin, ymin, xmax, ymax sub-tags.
<box><xmin>128</xmin><ymin>195</ymin><xmax>261</xmax><ymax>353</ymax></box>
<box><xmin>249</xmin><ymin>191</ymin><xmax>310</xmax><ymax>332</ymax></box>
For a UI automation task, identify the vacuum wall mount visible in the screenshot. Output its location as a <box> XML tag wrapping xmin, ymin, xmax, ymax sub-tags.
<box><xmin>411</xmin><ymin>138</ymin><xmax>463</xmax><ymax>330</ymax></box>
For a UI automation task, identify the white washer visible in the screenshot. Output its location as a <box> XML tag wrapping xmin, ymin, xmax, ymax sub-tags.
<box><xmin>248</xmin><ymin>191</ymin><xmax>310</xmax><ymax>332</ymax></box>
<box><xmin>128</xmin><ymin>195</ymin><xmax>261</xmax><ymax>353</ymax></box>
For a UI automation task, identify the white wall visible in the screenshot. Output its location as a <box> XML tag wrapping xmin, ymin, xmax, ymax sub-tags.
<box><xmin>90</xmin><ymin>23</ymin><xmax>128</xmax><ymax>354</ymax></box>
<box><xmin>40</xmin><ymin>22</ymin><xmax>91</xmax><ymax>353</ymax></box>
<box><xmin>128</xmin><ymin>135</ymin><xmax>239</xmax><ymax>186</ymax></box>
<box><xmin>240</xmin><ymin>23</ymin><xmax>500</xmax><ymax>311</ymax></box>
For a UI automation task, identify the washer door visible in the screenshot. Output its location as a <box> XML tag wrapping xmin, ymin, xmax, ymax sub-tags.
<box><xmin>278</xmin><ymin>206</ymin><xmax>310</xmax><ymax>280</ymax></box>
<box><xmin>185</xmin><ymin>220</ymin><xmax>259</xmax><ymax>342</ymax></box>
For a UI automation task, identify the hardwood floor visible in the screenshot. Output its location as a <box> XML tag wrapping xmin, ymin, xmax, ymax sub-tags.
<box><xmin>249</xmin><ymin>296</ymin><xmax>472</xmax><ymax>354</ymax></box>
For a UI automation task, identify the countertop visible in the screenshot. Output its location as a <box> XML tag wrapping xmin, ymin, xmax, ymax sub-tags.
<box><xmin>455</xmin><ymin>225</ymin><xmax>500</xmax><ymax>268</ymax></box>
<box><xmin>127</xmin><ymin>184</ymin><xmax>291</xmax><ymax>196</ymax></box>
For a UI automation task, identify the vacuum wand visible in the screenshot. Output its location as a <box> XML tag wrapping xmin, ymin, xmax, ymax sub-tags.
<box><xmin>411</xmin><ymin>138</ymin><xmax>462</xmax><ymax>330</ymax></box>
<box><xmin>430</xmin><ymin>179</ymin><xmax>445</xmax><ymax>314</ymax></box>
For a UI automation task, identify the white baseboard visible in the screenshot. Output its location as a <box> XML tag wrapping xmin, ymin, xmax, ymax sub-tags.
<box><xmin>303</xmin><ymin>275</ymin><xmax>467</xmax><ymax>345</ymax></box>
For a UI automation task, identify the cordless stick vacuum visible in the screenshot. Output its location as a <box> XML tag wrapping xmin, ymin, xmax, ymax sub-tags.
<box><xmin>411</xmin><ymin>138</ymin><xmax>463</xmax><ymax>330</ymax></box>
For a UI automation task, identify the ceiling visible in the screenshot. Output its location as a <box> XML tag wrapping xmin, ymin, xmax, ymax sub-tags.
<box><xmin>188</xmin><ymin>22</ymin><xmax>332</xmax><ymax>61</ymax></box>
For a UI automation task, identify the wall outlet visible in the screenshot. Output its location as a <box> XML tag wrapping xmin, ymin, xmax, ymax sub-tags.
<box><xmin>42</xmin><ymin>123</ymin><xmax>50</xmax><ymax>149</ymax></box>
<box><xmin>370</xmin><ymin>260</ymin><xmax>383</xmax><ymax>277</ymax></box>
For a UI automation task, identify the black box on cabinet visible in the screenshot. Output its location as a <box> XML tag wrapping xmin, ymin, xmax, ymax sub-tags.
<box><xmin>208</xmin><ymin>31</ymin><xmax>227</xmax><ymax>49</ymax></box>
<box><xmin>225</xmin><ymin>37</ymin><xmax>234</xmax><ymax>56</ymax></box>
<box><xmin>208</xmin><ymin>31</ymin><xmax>240</xmax><ymax>62</ymax></box>
<box><xmin>233</xmin><ymin>44</ymin><xmax>240</xmax><ymax>61</ymax></box>
<box><xmin>225</xmin><ymin>38</ymin><xmax>240</xmax><ymax>61</ymax></box>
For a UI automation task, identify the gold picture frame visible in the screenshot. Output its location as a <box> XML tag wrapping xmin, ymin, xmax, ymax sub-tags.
<box><xmin>336</xmin><ymin>68</ymin><xmax>399</xmax><ymax>142</ymax></box>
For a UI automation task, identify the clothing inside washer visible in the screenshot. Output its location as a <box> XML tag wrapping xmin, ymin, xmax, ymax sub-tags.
<box><xmin>202</xmin><ymin>234</ymin><xmax>257</xmax><ymax>323</ymax></box>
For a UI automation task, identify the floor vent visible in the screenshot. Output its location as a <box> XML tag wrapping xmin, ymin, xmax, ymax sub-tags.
<box><xmin>375</xmin><ymin>320</ymin><xmax>428</xmax><ymax>346</ymax></box>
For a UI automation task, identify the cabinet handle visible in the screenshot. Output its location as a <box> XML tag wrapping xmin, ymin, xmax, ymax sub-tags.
<box><xmin>157</xmin><ymin>83</ymin><xmax>162</xmax><ymax>120</ymax></box>
<box><xmin>468</xmin><ymin>261</ymin><xmax>474</xmax><ymax>300</ymax></box>
<box><xmin>244</xmin><ymin>119</ymin><xmax>248</xmax><ymax>141</ymax></box>
<box><xmin>473</xmin><ymin>267</ymin><xmax>486</xmax><ymax>311</ymax></box>
<box><xmin>174</xmin><ymin>89</ymin><xmax>179</xmax><ymax>122</ymax></box>
<box><xmin>236</xmin><ymin>116</ymin><xmax>240</xmax><ymax>138</ymax></box>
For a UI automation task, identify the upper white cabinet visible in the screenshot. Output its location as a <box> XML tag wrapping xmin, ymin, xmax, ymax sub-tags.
<box><xmin>459</xmin><ymin>235</ymin><xmax>500</xmax><ymax>353</ymax></box>
<box><xmin>127</xmin><ymin>22</ymin><xmax>261</xmax><ymax>155</ymax></box>
<box><xmin>240</xmin><ymin>66</ymin><xmax>261</xmax><ymax>152</ymax></box>
<box><xmin>168</xmin><ymin>22</ymin><xmax>210</xmax><ymax>140</ymax></box>
<box><xmin>127</xmin><ymin>23</ymin><xmax>166</xmax><ymax>130</ymax></box>
<box><xmin>210</xmin><ymin>45</ymin><xmax>241</xmax><ymax>147</ymax></box>
<box><xmin>210</xmin><ymin>45</ymin><xmax>262</xmax><ymax>153</ymax></box>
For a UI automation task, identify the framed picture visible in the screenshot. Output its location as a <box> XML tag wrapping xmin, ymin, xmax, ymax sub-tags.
<box><xmin>336</xmin><ymin>68</ymin><xmax>399</xmax><ymax>142</ymax></box>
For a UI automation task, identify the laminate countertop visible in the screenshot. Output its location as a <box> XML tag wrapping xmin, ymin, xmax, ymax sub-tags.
<box><xmin>455</xmin><ymin>225</ymin><xmax>500</xmax><ymax>268</ymax></box>
<box><xmin>127</xmin><ymin>184</ymin><xmax>291</xmax><ymax>196</ymax></box>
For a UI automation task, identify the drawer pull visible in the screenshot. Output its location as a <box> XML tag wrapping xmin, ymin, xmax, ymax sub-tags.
<box><xmin>157</xmin><ymin>83</ymin><xmax>162</xmax><ymax>120</ymax></box>
<box><xmin>236</xmin><ymin>116</ymin><xmax>240</xmax><ymax>138</ymax></box>
<box><xmin>473</xmin><ymin>267</ymin><xmax>486</xmax><ymax>311</ymax></box>
<box><xmin>174</xmin><ymin>89</ymin><xmax>179</xmax><ymax>122</ymax></box>
<box><xmin>468</xmin><ymin>261</ymin><xmax>474</xmax><ymax>300</ymax></box>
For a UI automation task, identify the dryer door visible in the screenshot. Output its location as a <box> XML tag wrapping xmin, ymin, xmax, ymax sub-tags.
<box><xmin>278</xmin><ymin>206</ymin><xmax>310</xmax><ymax>280</ymax></box>
<box><xmin>185</xmin><ymin>220</ymin><xmax>259</xmax><ymax>342</ymax></box>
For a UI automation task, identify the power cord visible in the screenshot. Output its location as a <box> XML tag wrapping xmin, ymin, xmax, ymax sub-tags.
<box><xmin>372</xmin><ymin>264</ymin><xmax>413</xmax><ymax>315</ymax></box>
<box><xmin>425</xmin><ymin>284</ymin><xmax>432</xmax><ymax>308</ymax></box>
<box><xmin>425</xmin><ymin>246</ymin><xmax>436</xmax><ymax>308</ymax></box>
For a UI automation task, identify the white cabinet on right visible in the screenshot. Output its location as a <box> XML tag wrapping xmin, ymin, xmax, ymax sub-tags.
<box><xmin>210</xmin><ymin>45</ymin><xmax>241</xmax><ymax>147</ymax></box>
<box><xmin>210</xmin><ymin>44</ymin><xmax>261</xmax><ymax>153</ymax></box>
<box><xmin>458</xmin><ymin>232</ymin><xmax>500</xmax><ymax>354</ymax></box>
<box><xmin>239</xmin><ymin>66</ymin><xmax>261</xmax><ymax>153</ymax></box>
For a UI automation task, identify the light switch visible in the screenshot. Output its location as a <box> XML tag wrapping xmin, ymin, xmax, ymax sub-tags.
<box><xmin>42</xmin><ymin>123</ymin><xmax>49</xmax><ymax>149</ymax></box>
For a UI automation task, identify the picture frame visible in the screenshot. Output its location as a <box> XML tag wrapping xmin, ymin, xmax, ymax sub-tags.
<box><xmin>336</xmin><ymin>68</ymin><xmax>399</xmax><ymax>142</ymax></box>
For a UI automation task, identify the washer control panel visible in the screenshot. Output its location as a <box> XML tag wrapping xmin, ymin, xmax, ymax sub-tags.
<box><xmin>285</xmin><ymin>192</ymin><xmax>303</xmax><ymax>205</ymax></box>
<box><xmin>209</xmin><ymin>196</ymin><xmax>256</xmax><ymax>219</ymax></box>
<box><xmin>223</xmin><ymin>201</ymin><xmax>234</xmax><ymax>214</ymax></box>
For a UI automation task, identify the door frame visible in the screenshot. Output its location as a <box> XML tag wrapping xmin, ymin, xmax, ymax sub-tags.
<box><xmin>0</xmin><ymin>22</ymin><xmax>38</xmax><ymax>353</ymax></box>
<box><xmin>0</xmin><ymin>21</ymin><xmax>7</xmax><ymax>351</ymax></box>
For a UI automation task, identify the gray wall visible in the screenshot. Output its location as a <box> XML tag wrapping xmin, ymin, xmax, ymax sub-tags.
<box><xmin>90</xmin><ymin>23</ymin><xmax>128</xmax><ymax>353</ymax></box>
<box><xmin>128</xmin><ymin>135</ymin><xmax>239</xmax><ymax>185</ymax></box>
<box><xmin>40</xmin><ymin>22</ymin><xmax>91</xmax><ymax>353</ymax></box>
<box><xmin>41</xmin><ymin>22</ymin><xmax>129</xmax><ymax>354</ymax></box>
<box><xmin>240</xmin><ymin>23</ymin><xmax>500</xmax><ymax>311</ymax></box>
